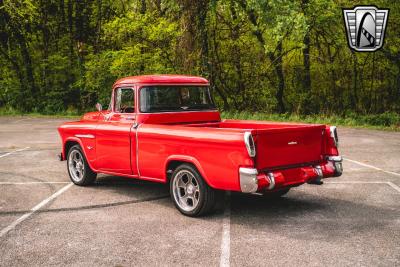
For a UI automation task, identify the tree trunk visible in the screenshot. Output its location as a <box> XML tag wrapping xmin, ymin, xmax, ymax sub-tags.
<box><xmin>302</xmin><ymin>31</ymin><xmax>311</xmax><ymax>92</ymax></box>
<box><xmin>301</xmin><ymin>0</ymin><xmax>311</xmax><ymax>93</ymax></box>
<box><xmin>351</xmin><ymin>51</ymin><xmax>358</xmax><ymax>111</ymax></box>
<box><xmin>197</xmin><ymin>0</ymin><xmax>210</xmax><ymax>78</ymax></box>
<box><xmin>237</xmin><ymin>0</ymin><xmax>286</xmax><ymax>113</ymax></box>
<box><xmin>67</xmin><ymin>0</ymin><xmax>74</xmax><ymax>64</ymax></box>
<box><xmin>40</xmin><ymin>0</ymin><xmax>50</xmax><ymax>95</ymax></box>
<box><xmin>139</xmin><ymin>0</ymin><xmax>146</xmax><ymax>72</ymax></box>
<box><xmin>13</xmin><ymin>28</ymin><xmax>37</xmax><ymax>108</ymax></box>
<box><xmin>269</xmin><ymin>44</ymin><xmax>286</xmax><ymax>113</ymax></box>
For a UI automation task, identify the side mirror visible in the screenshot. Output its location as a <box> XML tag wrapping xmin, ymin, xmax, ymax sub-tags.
<box><xmin>95</xmin><ymin>103</ymin><xmax>102</xmax><ymax>112</ymax></box>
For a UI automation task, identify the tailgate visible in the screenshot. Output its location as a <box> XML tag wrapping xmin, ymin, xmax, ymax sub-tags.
<box><xmin>254</xmin><ymin>125</ymin><xmax>325</xmax><ymax>170</ymax></box>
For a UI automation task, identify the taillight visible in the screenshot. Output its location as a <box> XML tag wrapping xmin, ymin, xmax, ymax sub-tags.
<box><xmin>244</xmin><ymin>132</ymin><xmax>256</xmax><ymax>157</ymax></box>
<box><xmin>330</xmin><ymin>126</ymin><xmax>339</xmax><ymax>147</ymax></box>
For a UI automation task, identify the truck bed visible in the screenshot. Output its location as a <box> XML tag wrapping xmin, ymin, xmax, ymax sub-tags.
<box><xmin>183</xmin><ymin>119</ymin><xmax>326</xmax><ymax>170</ymax></box>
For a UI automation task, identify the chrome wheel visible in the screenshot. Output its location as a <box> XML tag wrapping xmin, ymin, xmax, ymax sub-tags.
<box><xmin>68</xmin><ymin>149</ymin><xmax>85</xmax><ymax>182</ymax></box>
<box><xmin>172</xmin><ymin>170</ymin><xmax>200</xmax><ymax>212</ymax></box>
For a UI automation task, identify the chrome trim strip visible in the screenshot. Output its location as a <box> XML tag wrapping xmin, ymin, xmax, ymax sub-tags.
<box><xmin>75</xmin><ymin>134</ymin><xmax>95</xmax><ymax>139</ymax></box>
<box><xmin>135</xmin><ymin>123</ymin><xmax>142</xmax><ymax>177</ymax></box>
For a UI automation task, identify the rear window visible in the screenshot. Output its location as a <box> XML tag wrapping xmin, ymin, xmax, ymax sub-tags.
<box><xmin>140</xmin><ymin>86</ymin><xmax>216</xmax><ymax>113</ymax></box>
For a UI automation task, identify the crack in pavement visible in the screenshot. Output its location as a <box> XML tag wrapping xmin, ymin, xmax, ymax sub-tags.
<box><xmin>0</xmin><ymin>195</ymin><xmax>170</xmax><ymax>216</ymax></box>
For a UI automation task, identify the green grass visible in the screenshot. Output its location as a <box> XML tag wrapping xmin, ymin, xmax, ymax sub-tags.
<box><xmin>1</xmin><ymin>106</ymin><xmax>399</xmax><ymax>131</ymax></box>
<box><xmin>221</xmin><ymin>111</ymin><xmax>400</xmax><ymax>131</ymax></box>
<box><xmin>0</xmin><ymin>107</ymin><xmax>81</xmax><ymax>119</ymax></box>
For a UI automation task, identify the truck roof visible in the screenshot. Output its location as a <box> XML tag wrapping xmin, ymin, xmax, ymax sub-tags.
<box><xmin>113</xmin><ymin>75</ymin><xmax>209</xmax><ymax>87</ymax></box>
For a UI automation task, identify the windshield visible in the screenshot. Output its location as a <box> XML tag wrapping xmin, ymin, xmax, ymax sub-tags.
<box><xmin>140</xmin><ymin>86</ymin><xmax>216</xmax><ymax>113</ymax></box>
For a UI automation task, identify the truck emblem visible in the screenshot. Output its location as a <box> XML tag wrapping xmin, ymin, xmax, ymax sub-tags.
<box><xmin>343</xmin><ymin>6</ymin><xmax>389</xmax><ymax>52</ymax></box>
<box><xmin>288</xmin><ymin>141</ymin><xmax>298</xmax><ymax>145</ymax></box>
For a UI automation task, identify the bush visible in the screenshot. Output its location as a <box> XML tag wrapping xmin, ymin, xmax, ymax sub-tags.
<box><xmin>221</xmin><ymin>111</ymin><xmax>400</xmax><ymax>130</ymax></box>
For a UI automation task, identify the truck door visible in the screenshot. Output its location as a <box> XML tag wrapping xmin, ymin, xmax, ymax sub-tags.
<box><xmin>96</xmin><ymin>87</ymin><xmax>138</xmax><ymax>175</ymax></box>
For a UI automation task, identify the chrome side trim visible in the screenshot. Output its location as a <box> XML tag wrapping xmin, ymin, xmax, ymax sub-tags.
<box><xmin>239</xmin><ymin>167</ymin><xmax>258</xmax><ymax>193</ymax></box>
<box><xmin>135</xmin><ymin>123</ymin><xmax>142</xmax><ymax>177</ymax></box>
<box><xmin>75</xmin><ymin>134</ymin><xmax>95</xmax><ymax>139</ymax></box>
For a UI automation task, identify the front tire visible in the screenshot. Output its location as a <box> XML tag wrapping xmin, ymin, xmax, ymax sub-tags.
<box><xmin>170</xmin><ymin>164</ymin><xmax>221</xmax><ymax>217</ymax></box>
<box><xmin>67</xmin><ymin>145</ymin><xmax>97</xmax><ymax>186</ymax></box>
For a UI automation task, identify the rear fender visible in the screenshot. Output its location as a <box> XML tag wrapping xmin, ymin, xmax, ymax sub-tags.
<box><xmin>164</xmin><ymin>155</ymin><xmax>212</xmax><ymax>187</ymax></box>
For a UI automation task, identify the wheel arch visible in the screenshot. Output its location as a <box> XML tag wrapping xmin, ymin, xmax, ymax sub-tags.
<box><xmin>164</xmin><ymin>155</ymin><xmax>215</xmax><ymax>188</ymax></box>
<box><xmin>63</xmin><ymin>137</ymin><xmax>97</xmax><ymax>171</ymax></box>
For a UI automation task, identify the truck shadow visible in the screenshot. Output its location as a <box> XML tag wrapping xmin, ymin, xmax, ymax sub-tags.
<box><xmin>92</xmin><ymin>175</ymin><xmax>397</xmax><ymax>242</ymax></box>
<box><xmin>4</xmin><ymin>174</ymin><xmax>396</xmax><ymax>242</ymax></box>
<box><xmin>92</xmin><ymin>177</ymin><xmax>397</xmax><ymax>241</ymax></box>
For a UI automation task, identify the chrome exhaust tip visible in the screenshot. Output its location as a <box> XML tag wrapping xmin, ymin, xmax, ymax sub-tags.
<box><xmin>314</xmin><ymin>165</ymin><xmax>323</xmax><ymax>178</ymax></box>
<box><xmin>308</xmin><ymin>165</ymin><xmax>324</xmax><ymax>185</ymax></box>
<box><xmin>267</xmin><ymin>172</ymin><xmax>275</xmax><ymax>190</ymax></box>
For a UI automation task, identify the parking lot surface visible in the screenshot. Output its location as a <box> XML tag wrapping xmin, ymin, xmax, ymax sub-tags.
<box><xmin>0</xmin><ymin>117</ymin><xmax>399</xmax><ymax>266</ymax></box>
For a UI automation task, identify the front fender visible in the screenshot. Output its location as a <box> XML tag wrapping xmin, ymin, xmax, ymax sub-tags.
<box><xmin>63</xmin><ymin>137</ymin><xmax>97</xmax><ymax>172</ymax></box>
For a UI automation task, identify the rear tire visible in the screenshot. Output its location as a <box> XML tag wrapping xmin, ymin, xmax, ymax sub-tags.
<box><xmin>67</xmin><ymin>144</ymin><xmax>97</xmax><ymax>186</ymax></box>
<box><xmin>262</xmin><ymin>188</ymin><xmax>290</xmax><ymax>199</ymax></box>
<box><xmin>170</xmin><ymin>164</ymin><xmax>221</xmax><ymax>217</ymax></box>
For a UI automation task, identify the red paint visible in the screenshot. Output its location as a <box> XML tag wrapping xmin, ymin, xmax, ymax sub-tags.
<box><xmin>58</xmin><ymin>75</ymin><xmax>341</xmax><ymax>192</ymax></box>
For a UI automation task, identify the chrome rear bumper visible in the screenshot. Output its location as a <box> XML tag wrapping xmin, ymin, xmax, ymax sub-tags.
<box><xmin>327</xmin><ymin>156</ymin><xmax>343</xmax><ymax>177</ymax></box>
<box><xmin>239</xmin><ymin>156</ymin><xmax>343</xmax><ymax>193</ymax></box>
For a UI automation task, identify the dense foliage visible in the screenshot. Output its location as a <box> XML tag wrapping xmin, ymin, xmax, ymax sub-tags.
<box><xmin>0</xmin><ymin>0</ymin><xmax>399</xmax><ymax>115</ymax></box>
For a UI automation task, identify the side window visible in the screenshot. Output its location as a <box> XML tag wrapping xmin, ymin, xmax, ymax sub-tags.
<box><xmin>114</xmin><ymin>88</ymin><xmax>135</xmax><ymax>113</ymax></box>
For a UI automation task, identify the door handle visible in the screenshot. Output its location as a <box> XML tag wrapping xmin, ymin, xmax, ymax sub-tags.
<box><xmin>132</xmin><ymin>122</ymin><xmax>139</xmax><ymax>129</ymax></box>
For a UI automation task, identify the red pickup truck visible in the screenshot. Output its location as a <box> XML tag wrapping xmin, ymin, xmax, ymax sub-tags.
<box><xmin>58</xmin><ymin>75</ymin><xmax>342</xmax><ymax>216</ymax></box>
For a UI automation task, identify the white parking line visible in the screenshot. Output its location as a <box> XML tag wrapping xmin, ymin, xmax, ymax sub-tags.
<box><xmin>0</xmin><ymin>183</ymin><xmax>73</xmax><ymax>238</ymax></box>
<box><xmin>218</xmin><ymin>179</ymin><xmax>400</xmax><ymax>266</ymax></box>
<box><xmin>344</xmin><ymin>157</ymin><xmax>400</xmax><ymax>177</ymax></box>
<box><xmin>387</xmin><ymin>182</ymin><xmax>400</xmax><ymax>193</ymax></box>
<box><xmin>325</xmin><ymin>181</ymin><xmax>400</xmax><ymax>194</ymax></box>
<box><xmin>0</xmin><ymin>147</ymin><xmax>30</xmax><ymax>158</ymax></box>
<box><xmin>12</xmin><ymin>118</ymin><xmax>29</xmax><ymax>123</ymax></box>
<box><xmin>0</xmin><ymin>182</ymin><xmax>69</xmax><ymax>185</ymax></box>
<box><xmin>220</xmin><ymin>192</ymin><xmax>231</xmax><ymax>267</ymax></box>
<box><xmin>326</xmin><ymin>181</ymin><xmax>388</xmax><ymax>184</ymax></box>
